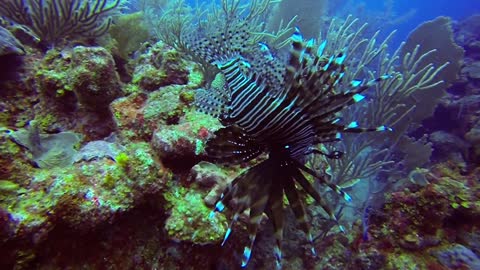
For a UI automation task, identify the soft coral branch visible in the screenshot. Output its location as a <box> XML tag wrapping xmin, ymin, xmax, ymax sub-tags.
<box><xmin>0</xmin><ymin>0</ymin><xmax>124</xmax><ymax>46</ymax></box>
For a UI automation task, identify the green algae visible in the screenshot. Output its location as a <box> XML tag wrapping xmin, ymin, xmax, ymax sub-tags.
<box><xmin>115</xmin><ymin>152</ymin><xmax>130</xmax><ymax>168</ymax></box>
<box><xmin>143</xmin><ymin>86</ymin><xmax>184</xmax><ymax>121</ymax></box>
<box><xmin>183</xmin><ymin>108</ymin><xmax>222</xmax><ymax>135</ymax></box>
<box><xmin>386</xmin><ymin>252</ymin><xmax>423</xmax><ymax>270</ymax></box>
<box><xmin>132</xmin><ymin>64</ymin><xmax>168</xmax><ymax>89</ymax></box>
<box><xmin>186</xmin><ymin>65</ymin><xmax>204</xmax><ymax>88</ymax></box>
<box><xmin>123</xmin><ymin>83</ymin><xmax>142</xmax><ymax>95</ymax></box>
<box><xmin>179</xmin><ymin>90</ymin><xmax>195</xmax><ymax>104</ymax></box>
<box><xmin>0</xmin><ymin>130</ymin><xmax>21</xmax><ymax>156</ymax></box>
<box><xmin>34</xmin><ymin>113</ymin><xmax>57</xmax><ymax>131</ymax></box>
<box><xmin>0</xmin><ymin>180</ymin><xmax>20</xmax><ymax>192</ymax></box>
<box><xmin>0</xmin><ymin>140</ymin><xmax>164</xmax><ymax>239</ymax></box>
<box><xmin>164</xmin><ymin>184</ymin><xmax>227</xmax><ymax>244</ymax></box>
<box><xmin>153</xmin><ymin>109</ymin><xmax>222</xmax><ymax>157</ymax></box>
<box><xmin>35</xmin><ymin>49</ymin><xmax>73</xmax><ymax>97</ymax></box>
<box><xmin>127</xmin><ymin>142</ymin><xmax>159</xmax><ymax>182</ymax></box>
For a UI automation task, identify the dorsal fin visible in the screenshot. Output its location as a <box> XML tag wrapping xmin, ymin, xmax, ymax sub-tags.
<box><xmin>187</xmin><ymin>21</ymin><xmax>252</xmax><ymax>65</ymax></box>
<box><xmin>242</xmin><ymin>44</ymin><xmax>286</xmax><ymax>97</ymax></box>
<box><xmin>282</xmin><ymin>28</ymin><xmax>348</xmax><ymax>115</ymax></box>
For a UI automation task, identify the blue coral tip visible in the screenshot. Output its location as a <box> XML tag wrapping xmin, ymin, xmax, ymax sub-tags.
<box><xmin>209</xmin><ymin>211</ymin><xmax>216</xmax><ymax>219</ymax></box>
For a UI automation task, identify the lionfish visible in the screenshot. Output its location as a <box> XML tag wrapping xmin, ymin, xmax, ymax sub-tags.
<box><xmin>188</xmin><ymin>23</ymin><xmax>390</xmax><ymax>268</ymax></box>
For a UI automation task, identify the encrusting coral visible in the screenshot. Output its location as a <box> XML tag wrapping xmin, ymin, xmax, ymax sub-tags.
<box><xmin>350</xmin><ymin>162</ymin><xmax>480</xmax><ymax>269</ymax></box>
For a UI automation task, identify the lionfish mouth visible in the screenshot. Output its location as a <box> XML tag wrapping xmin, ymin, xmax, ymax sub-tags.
<box><xmin>188</xmin><ymin>22</ymin><xmax>391</xmax><ymax>268</ymax></box>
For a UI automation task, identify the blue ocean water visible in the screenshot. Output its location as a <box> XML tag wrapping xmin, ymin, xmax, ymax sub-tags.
<box><xmin>175</xmin><ymin>0</ymin><xmax>480</xmax><ymax>48</ymax></box>
<box><xmin>362</xmin><ymin>0</ymin><xmax>480</xmax><ymax>47</ymax></box>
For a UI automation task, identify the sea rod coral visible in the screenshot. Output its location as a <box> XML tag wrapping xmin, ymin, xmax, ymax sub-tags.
<box><xmin>0</xmin><ymin>0</ymin><xmax>125</xmax><ymax>46</ymax></box>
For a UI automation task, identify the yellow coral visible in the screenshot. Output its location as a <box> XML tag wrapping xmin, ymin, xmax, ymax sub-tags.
<box><xmin>115</xmin><ymin>152</ymin><xmax>129</xmax><ymax>168</ymax></box>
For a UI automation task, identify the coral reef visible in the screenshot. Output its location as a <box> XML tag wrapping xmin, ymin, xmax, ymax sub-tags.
<box><xmin>1</xmin><ymin>1</ymin><xmax>480</xmax><ymax>270</ymax></box>
<box><xmin>190</xmin><ymin>161</ymin><xmax>232</xmax><ymax>207</ymax></box>
<box><xmin>110</xmin><ymin>85</ymin><xmax>213</xmax><ymax>142</ymax></box>
<box><xmin>151</xmin><ymin>109</ymin><xmax>222</xmax><ymax>170</ymax></box>
<box><xmin>0</xmin><ymin>18</ymin><xmax>218</xmax><ymax>267</ymax></box>
<box><xmin>0</xmin><ymin>140</ymin><xmax>167</xmax><ymax>268</ymax></box>
<box><xmin>448</xmin><ymin>15</ymin><xmax>480</xmax><ymax>163</ymax></box>
<box><xmin>69</xmin><ymin>46</ymin><xmax>124</xmax><ymax>110</ymax></box>
<box><xmin>163</xmin><ymin>183</ymin><xmax>227</xmax><ymax>244</ymax></box>
<box><xmin>36</xmin><ymin>46</ymin><xmax>123</xmax><ymax>112</ymax></box>
<box><xmin>31</xmin><ymin>45</ymin><xmax>124</xmax><ymax>140</ymax></box>
<box><xmin>131</xmin><ymin>41</ymin><xmax>202</xmax><ymax>91</ymax></box>
<box><xmin>348</xmin><ymin>162</ymin><xmax>480</xmax><ymax>270</ymax></box>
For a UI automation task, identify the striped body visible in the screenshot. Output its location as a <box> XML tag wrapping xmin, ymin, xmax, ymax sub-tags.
<box><xmin>219</xmin><ymin>56</ymin><xmax>315</xmax><ymax>161</ymax></box>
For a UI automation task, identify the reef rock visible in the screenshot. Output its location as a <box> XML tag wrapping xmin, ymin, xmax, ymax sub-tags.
<box><xmin>431</xmin><ymin>244</ymin><xmax>480</xmax><ymax>269</ymax></box>
<box><xmin>151</xmin><ymin>109</ymin><xmax>221</xmax><ymax>171</ymax></box>
<box><xmin>131</xmin><ymin>42</ymin><xmax>202</xmax><ymax>91</ymax></box>
<box><xmin>70</xmin><ymin>46</ymin><xmax>124</xmax><ymax>110</ymax></box>
<box><xmin>110</xmin><ymin>85</ymin><xmax>198</xmax><ymax>141</ymax></box>
<box><xmin>190</xmin><ymin>161</ymin><xmax>230</xmax><ymax>206</ymax></box>
<box><xmin>0</xmin><ymin>26</ymin><xmax>25</xmax><ymax>83</ymax></box>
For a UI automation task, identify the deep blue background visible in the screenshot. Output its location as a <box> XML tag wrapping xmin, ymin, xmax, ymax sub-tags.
<box><xmin>135</xmin><ymin>0</ymin><xmax>480</xmax><ymax>48</ymax></box>
<box><xmin>363</xmin><ymin>0</ymin><xmax>480</xmax><ymax>46</ymax></box>
<box><xmin>183</xmin><ymin>0</ymin><xmax>479</xmax><ymax>46</ymax></box>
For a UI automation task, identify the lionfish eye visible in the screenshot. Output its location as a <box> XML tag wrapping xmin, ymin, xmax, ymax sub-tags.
<box><xmin>329</xmin><ymin>151</ymin><xmax>344</xmax><ymax>159</ymax></box>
